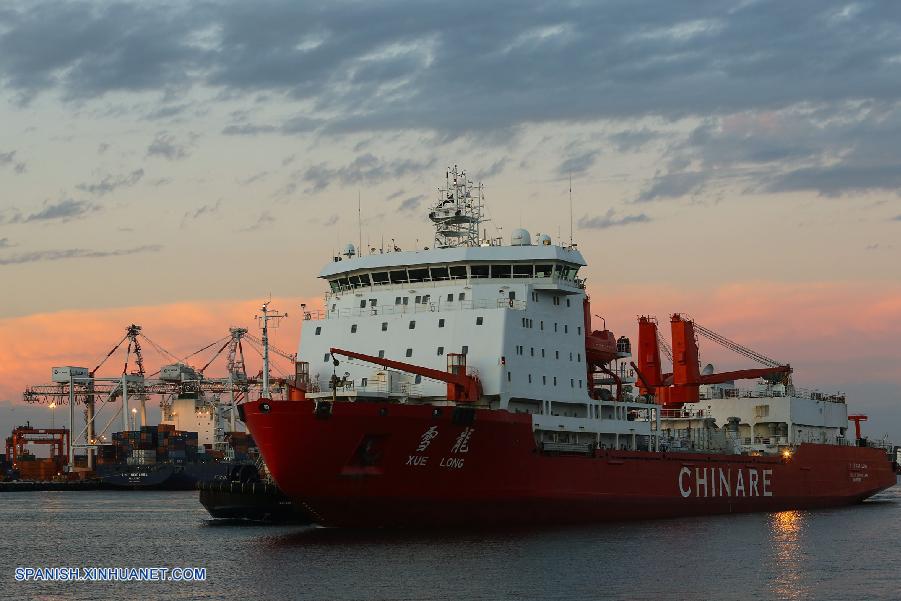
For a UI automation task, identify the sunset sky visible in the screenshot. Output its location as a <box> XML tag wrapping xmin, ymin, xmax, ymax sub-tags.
<box><xmin>1</xmin><ymin>1</ymin><xmax>899</xmax><ymax>439</ymax></box>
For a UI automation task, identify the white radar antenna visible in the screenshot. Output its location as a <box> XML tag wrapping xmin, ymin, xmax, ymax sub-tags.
<box><xmin>429</xmin><ymin>165</ymin><xmax>484</xmax><ymax>248</ymax></box>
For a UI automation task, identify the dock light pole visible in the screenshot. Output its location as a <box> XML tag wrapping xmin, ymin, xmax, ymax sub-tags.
<box><xmin>256</xmin><ymin>301</ymin><xmax>287</xmax><ymax>399</ymax></box>
<box><xmin>68</xmin><ymin>373</ymin><xmax>75</xmax><ymax>473</ymax></box>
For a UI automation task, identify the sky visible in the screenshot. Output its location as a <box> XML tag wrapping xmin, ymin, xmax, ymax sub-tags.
<box><xmin>0</xmin><ymin>0</ymin><xmax>899</xmax><ymax>440</ymax></box>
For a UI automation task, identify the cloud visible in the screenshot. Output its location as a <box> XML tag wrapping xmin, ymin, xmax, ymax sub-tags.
<box><xmin>97</xmin><ymin>142</ymin><xmax>109</xmax><ymax>154</ymax></box>
<box><xmin>5</xmin><ymin>1</ymin><xmax>900</xmax><ymax>137</ymax></box>
<box><xmin>23</xmin><ymin>199</ymin><xmax>100</xmax><ymax>223</ymax></box>
<box><xmin>397</xmin><ymin>194</ymin><xmax>426</xmax><ymax>213</ymax></box>
<box><xmin>0</xmin><ymin>245</ymin><xmax>162</xmax><ymax>266</ymax></box>
<box><xmin>0</xmin><ymin>150</ymin><xmax>26</xmax><ymax>174</ymax></box>
<box><xmin>76</xmin><ymin>168</ymin><xmax>144</xmax><ymax>196</ymax></box>
<box><xmin>147</xmin><ymin>132</ymin><xmax>190</xmax><ymax>160</ymax></box>
<box><xmin>892</xmin><ymin>215</ymin><xmax>901</xmax><ymax>221</ymax></box>
<box><xmin>300</xmin><ymin>154</ymin><xmax>435</xmax><ymax>192</ymax></box>
<box><xmin>636</xmin><ymin>171</ymin><xmax>708</xmax><ymax>203</ymax></box>
<box><xmin>578</xmin><ymin>208</ymin><xmax>651</xmax><ymax>229</ymax></box>
<box><xmin>239</xmin><ymin>171</ymin><xmax>269</xmax><ymax>185</ymax></box>
<box><xmin>322</xmin><ymin>214</ymin><xmax>339</xmax><ymax>226</ymax></box>
<box><xmin>0</xmin><ymin>238</ymin><xmax>14</xmax><ymax>249</ymax></box>
<box><xmin>239</xmin><ymin>211</ymin><xmax>275</xmax><ymax>232</ymax></box>
<box><xmin>475</xmin><ymin>158</ymin><xmax>509</xmax><ymax>180</ymax></box>
<box><xmin>557</xmin><ymin>151</ymin><xmax>599</xmax><ymax>177</ymax></box>
<box><xmin>181</xmin><ymin>199</ymin><xmax>222</xmax><ymax>225</ymax></box>
<box><xmin>609</xmin><ymin>128</ymin><xmax>662</xmax><ymax>152</ymax></box>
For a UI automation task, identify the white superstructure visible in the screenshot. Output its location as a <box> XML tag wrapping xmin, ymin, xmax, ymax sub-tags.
<box><xmin>299</xmin><ymin>166</ymin><xmax>660</xmax><ymax>452</ymax></box>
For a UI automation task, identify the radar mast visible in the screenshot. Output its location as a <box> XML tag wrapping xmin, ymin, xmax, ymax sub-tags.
<box><xmin>429</xmin><ymin>165</ymin><xmax>484</xmax><ymax>248</ymax></box>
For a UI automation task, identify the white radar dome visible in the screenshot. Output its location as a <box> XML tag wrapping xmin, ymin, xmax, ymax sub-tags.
<box><xmin>537</xmin><ymin>233</ymin><xmax>552</xmax><ymax>246</ymax></box>
<box><xmin>510</xmin><ymin>228</ymin><xmax>532</xmax><ymax>246</ymax></box>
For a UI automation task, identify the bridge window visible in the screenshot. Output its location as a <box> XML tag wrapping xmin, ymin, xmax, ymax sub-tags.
<box><xmin>389</xmin><ymin>270</ymin><xmax>408</xmax><ymax>284</ymax></box>
<box><xmin>449</xmin><ymin>265</ymin><xmax>467</xmax><ymax>279</ymax></box>
<box><xmin>470</xmin><ymin>265</ymin><xmax>489</xmax><ymax>278</ymax></box>
<box><xmin>408</xmin><ymin>268</ymin><xmax>429</xmax><ymax>283</ymax></box>
<box><xmin>369</xmin><ymin>299</ymin><xmax>378</xmax><ymax>307</ymax></box>
<box><xmin>430</xmin><ymin>266</ymin><xmax>449</xmax><ymax>280</ymax></box>
<box><xmin>315</xmin><ymin>327</ymin><xmax>322</xmax><ymax>335</ymax></box>
<box><xmin>372</xmin><ymin>271</ymin><xmax>389</xmax><ymax>285</ymax></box>
<box><xmin>405</xmin><ymin>348</ymin><xmax>413</xmax><ymax>357</ymax></box>
<box><xmin>536</xmin><ymin>264</ymin><xmax>553</xmax><ymax>278</ymax></box>
<box><xmin>513</xmin><ymin>264</ymin><xmax>533</xmax><ymax>278</ymax></box>
<box><xmin>490</xmin><ymin>264</ymin><xmax>512</xmax><ymax>278</ymax></box>
<box><xmin>358</xmin><ymin>273</ymin><xmax>371</xmax><ymax>286</ymax></box>
<box><xmin>351</xmin><ymin>324</ymin><xmax>358</xmax><ymax>333</ymax></box>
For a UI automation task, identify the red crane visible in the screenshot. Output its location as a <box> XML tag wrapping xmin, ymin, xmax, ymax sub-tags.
<box><xmin>635</xmin><ymin>314</ymin><xmax>792</xmax><ymax>407</ymax></box>
<box><xmin>848</xmin><ymin>414</ymin><xmax>868</xmax><ymax>440</ymax></box>
<box><xmin>329</xmin><ymin>348</ymin><xmax>482</xmax><ymax>403</ymax></box>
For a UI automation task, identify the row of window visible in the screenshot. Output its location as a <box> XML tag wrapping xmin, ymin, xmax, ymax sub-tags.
<box><xmin>327</xmin><ymin>263</ymin><xmax>582</xmax><ymax>292</ymax></box>
<box><xmin>316</xmin><ymin>315</ymin><xmax>486</xmax><ymax>336</ymax></box>
<box><xmin>521</xmin><ymin>318</ymin><xmax>580</xmax><ymax>335</ymax></box>
<box><xmin>506</xmin><ymin>371</ymin><xmax>583</xmax><ymax>388</ymax></box>
<box><xmin>322</xmin><ymin>346</ymin><xmax>469</xmax><ymax>362</ymax></box>
<box><xmin>514</xmin><ymin>347</ymin><xmax>581</xmax><ymax>362</ymax></box>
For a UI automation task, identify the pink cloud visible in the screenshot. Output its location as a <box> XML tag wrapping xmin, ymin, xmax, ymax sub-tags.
<box><xmin>0</xmin><ymin>296</ymin><xmax>321</xmax><ymax>402</ymax></box>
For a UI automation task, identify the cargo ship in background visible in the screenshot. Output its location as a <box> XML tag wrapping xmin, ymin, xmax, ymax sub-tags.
<box><xmin>243</xmin><ymin>165</ymin><xmax>897</xmax><ymax>527</ymax></box>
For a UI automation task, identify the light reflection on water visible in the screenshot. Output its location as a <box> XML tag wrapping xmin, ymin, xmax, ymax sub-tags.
<box><xmin>768</xmin><ymin>510</ymin><xmax>808</xmax><ymax>601</ymax></box>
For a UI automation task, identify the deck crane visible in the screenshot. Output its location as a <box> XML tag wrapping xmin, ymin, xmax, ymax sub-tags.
<box><xmin>329</xmin><ymin>347</ymin><xmax>482</xmax><ymax>402</ymax></box>
<box><xmin>635</xmin><ymin>314</ymin><xmax>792</xmax><ymax>407</ymax></box>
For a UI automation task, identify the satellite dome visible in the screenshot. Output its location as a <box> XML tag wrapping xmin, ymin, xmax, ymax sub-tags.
<box><xmin>342</xmin><ymin>243</ymin><xmax>357</xmax><ymax>258</ymax></box>
<box><xmin>510</xmin><ymin>228</ymin><xmax>532</xmax><ymax>246</ymax></box>
<box><xmin>537</xmin><ymin>233</ymin><xmax>552</xmax><ymax>246</ymax></box>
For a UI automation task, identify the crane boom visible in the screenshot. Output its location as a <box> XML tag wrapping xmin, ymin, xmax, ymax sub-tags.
<box><xmin>329</xmin><ymin>347</ymin><xmax>481</xmax><ymax>402</ymax></box>
<box><xmin>693</xmin><ymin>323</ymin><xmax>784</xmax><ymax>367</ymax></box>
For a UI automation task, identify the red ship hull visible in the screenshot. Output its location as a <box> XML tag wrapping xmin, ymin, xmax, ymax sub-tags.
<box><xmin>242</xmin><ymin>399</ymin><xmax>897</xmax><ymax>528</ymax></box>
